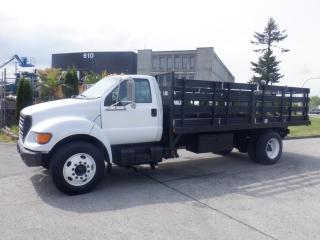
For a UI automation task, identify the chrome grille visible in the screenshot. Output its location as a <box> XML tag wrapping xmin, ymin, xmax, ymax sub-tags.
<box><xmin>19</xmin><ymin>115</ymin><xmax>32</xmax><ymax>142</ymax></box>
<box><xmin>19</xmin><ymin>115</ymin><xmax>24</xmax><ymax>140</ymax></box>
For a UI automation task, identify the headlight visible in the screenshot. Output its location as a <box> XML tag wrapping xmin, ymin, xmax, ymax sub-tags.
<box><xmin>35</xmin><ymin>133</ymin><xmax>52</xmax><ymax>144</ymax></box>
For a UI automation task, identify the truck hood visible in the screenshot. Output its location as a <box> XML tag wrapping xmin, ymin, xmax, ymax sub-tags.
<box><xmin>21</xmin><ymin>98</ymin><xmax>101</xmax><ymax>123</ymax></box>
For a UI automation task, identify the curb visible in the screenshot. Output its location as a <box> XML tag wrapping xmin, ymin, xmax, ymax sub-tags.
<box><xmin>285</xmin><ymin>135</ymin><xmax>320</xmax><ymax>140</ymax></box>
<box><xmin>0</xmin><ymin>127</ymin><xmax>18</xmax><ymax>140</ymax></box>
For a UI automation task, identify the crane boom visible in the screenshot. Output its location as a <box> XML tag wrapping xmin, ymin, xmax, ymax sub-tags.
<box><xmin>0</xmin><ymin>55</ymin><xmax>34</xmax><ymax>69</ymax></box>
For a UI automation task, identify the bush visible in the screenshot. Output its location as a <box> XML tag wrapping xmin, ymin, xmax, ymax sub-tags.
<box><xmin>16</xmin><ymin>78</ymin><xmax>33</xmax><ymax>120</ymax></box>
<box><xmin>63</xmin><ymin>68</ymin><xmax>79</xmax><ymax>98</ymax></box>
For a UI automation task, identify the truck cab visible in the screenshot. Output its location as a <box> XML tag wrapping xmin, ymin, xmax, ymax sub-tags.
<box><xmin>18</xmin><ymin>75</ymin><xmax>165</xmax><ymax>194</ymax></box>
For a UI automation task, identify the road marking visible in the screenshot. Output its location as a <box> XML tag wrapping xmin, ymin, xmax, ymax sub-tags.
<box><xmin>140</xmin><ymin>171</ymin><xmax>279</xmax><ymax>240</ymax></box>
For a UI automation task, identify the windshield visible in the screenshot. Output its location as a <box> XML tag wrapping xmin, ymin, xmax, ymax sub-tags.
<box><xmin>77</xmin><ymin>76</ymin><xmax>121</xmax><ymax>99</ymax></box>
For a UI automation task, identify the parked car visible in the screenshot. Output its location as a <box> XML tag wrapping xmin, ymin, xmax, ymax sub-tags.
<box><xmin>310</xmin><ymin>109</ymin><xmax>320</xmax><ymax>114</ymax></box>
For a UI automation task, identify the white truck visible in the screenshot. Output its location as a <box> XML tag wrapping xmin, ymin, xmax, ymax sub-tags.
<box><xmin>17</xmin><ymin>73</ymin><xmax>310</xmax><ymax>194</ymax></box>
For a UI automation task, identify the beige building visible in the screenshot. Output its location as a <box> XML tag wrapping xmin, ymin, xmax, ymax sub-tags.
<box><xmin>137</xmin><ymin>47</ymin><xmax>234</xmax><ymax>82</ymax></box>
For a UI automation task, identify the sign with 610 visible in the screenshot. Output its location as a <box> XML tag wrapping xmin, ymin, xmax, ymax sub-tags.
<box><xmin>83</xmin><ymin>53</ymin><xmax>94</xmax><ymax>59</ymax></box>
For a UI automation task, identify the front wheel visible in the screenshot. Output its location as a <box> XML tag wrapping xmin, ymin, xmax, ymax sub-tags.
<box><xmin>255</xmin><ymin>131</ymin><xmax>282</xmax><ymax>165</ymax></box>
<box><xmin>50</xmin><ymin>142</ymin><xmax>105</xmax><ymax>195</ymax></box>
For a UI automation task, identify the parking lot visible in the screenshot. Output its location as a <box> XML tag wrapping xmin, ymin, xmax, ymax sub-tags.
<box><xmin>0</xmin><ymin>138</ymin><xmax>320</xmax><ymax>240</ymax></box>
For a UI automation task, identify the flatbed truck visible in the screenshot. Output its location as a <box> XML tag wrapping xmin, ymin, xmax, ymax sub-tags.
<box><xmin>17</xmin><ymin>72</ymin><xmax>310</xmax><ymax>194</ymax></box>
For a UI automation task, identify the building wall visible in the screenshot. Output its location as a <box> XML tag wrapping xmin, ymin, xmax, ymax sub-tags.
<box><xmin>137</xmin><ymin>50</ymin><xmax>152</xmax><ymax>75</ymax></box>
<box><xmin>137</xmin><ymin>47</ymin><xmax>234</xmax><ymax>82</ymax></box>
<box><xmin>52</xmin><ymin>52</ymin><xmax>137</xmax><ymax>75</ymax></box>
<box><xmin>195</xmin><ymin>47</ymin><xmax>214</xmax><ymax>80</ymax></box>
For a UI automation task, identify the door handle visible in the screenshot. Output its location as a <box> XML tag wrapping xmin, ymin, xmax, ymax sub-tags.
<box><xmin>151</xmin><ymin>108</ymin><xmax>157</xmax><ymax>117</ymax></box>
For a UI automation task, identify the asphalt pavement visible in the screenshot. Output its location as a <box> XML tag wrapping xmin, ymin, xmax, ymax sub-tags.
<box><xmin>0</xmin><ymin>138</ymin><xmax>320</xmax><ymax>240</ymax></box>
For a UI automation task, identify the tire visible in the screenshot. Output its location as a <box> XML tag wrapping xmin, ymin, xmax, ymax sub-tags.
<box><xmin>213</xmin><ymin>148</ymin><xmax>233</xmax><ymax>156</ymax></box>
<box><xmin>40</xmin><ymin>154</ymin><xmax>51</xmax><ymax>170</ymax></box>
<box><xmin>50</xmin><ymin>141</ymin><xmax>105</xmax><ymax>195</ymax></box>
<box><xmin>255</xmin><ymin>131</ymin><xmax>282</xmax><ymax>165</ymax></box>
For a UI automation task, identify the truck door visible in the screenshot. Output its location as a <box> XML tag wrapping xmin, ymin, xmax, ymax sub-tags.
<box><xmin>101</xmin><ymin>78</ymin><xmax>161</xmax><ymax>145</ymax></box>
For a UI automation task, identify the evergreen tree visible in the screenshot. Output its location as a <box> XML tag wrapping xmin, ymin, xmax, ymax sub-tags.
<box><xmin>250</xmin><ymin>18</ymin><xmax>289</xmax><ymax>84</ymax></box>
<box><xmin>16</xmin><ymin>78</ymin><xmax>33</xmax><ymax>120</ymax></box>
<box><xmin>63</xmin><ymin>68</ymin><xmax>79</xmax><ymax>98</ymax></box>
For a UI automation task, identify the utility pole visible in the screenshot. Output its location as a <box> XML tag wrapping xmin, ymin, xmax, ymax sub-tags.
<box><xmin>0</xmin><ymin>70</ymin><xmax>3</xmax><ymax>128</ymax></box>
<box><xmin>3</xmin><ymin>68</ymin><xmax>6</xmax><ymax>126</ymax></box>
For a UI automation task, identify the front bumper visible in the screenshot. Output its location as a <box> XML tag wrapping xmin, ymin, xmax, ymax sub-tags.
<box><xmin>17</xmin><ymin>140</ymin><xmax>43</xmax><ymax>167</ymax></box>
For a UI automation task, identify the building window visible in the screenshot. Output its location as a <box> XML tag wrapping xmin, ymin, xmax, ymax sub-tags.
<box><xmin>182</xmin><ymin>56</ymin><xmax>188</xmax><ymax>69</ymax></box>
<box><xmin>160</xmin><ymin>57</ymin><xmax>166</xmax><ymax>70</ymax></box>
<box><xmin>175</xmin><ymin>56</ymin><xmax>181</xmax><ymax>69</ymax></box>
<box><xmin>190</xmin><ymin>56</ymin><xmax>195</xmax><ymax>70</ymax></box>
<box><xmin>167</xmin><ymin>57</ymin><xmax>173</xmax><ymax>70</ymax></box>
<box><xmin>152</xmin><ymin>57</ymin><xmax>158</xmax><ymax>70</ymax></box>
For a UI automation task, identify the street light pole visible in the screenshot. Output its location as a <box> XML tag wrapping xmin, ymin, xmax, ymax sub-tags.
<box><xmin>302</xmin><ymin>77</ymin><xmax>320</xmax><ymax>88</ymax></box>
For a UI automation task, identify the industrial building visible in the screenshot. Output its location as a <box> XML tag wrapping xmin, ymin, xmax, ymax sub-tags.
<box><xmin>51</xmin><ymin>47</ymin><xmax>234</xmax><ymax>83</ymax></box>
<box><xmin>137</xmin><ymin>47</ymin><xmax>234</xmax><ymax>82</ymax></box>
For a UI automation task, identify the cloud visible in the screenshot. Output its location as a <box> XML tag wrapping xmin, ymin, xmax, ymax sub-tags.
<box><xmin>0</xmin><ymin>14</ymin><xmax>144</xmax><ymax>67</ymax></box>
<box><xmin>0</xmin><ymin>0</ymin><xmax>320</xmax><ymax>95</ymax></box>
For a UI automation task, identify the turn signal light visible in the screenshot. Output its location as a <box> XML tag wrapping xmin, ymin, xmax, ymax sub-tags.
<box><xmin>36</xmin><ymin>133</ymin><xmax>52</xmax><ymax>144</ymax></box>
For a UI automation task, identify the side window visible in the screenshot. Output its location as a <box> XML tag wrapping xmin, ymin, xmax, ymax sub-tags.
<box><xmin>104</xmin><ymin>81</ymin><xmax>128</xmax><ymax>106</ymax></box>
<box><xmin>134</xmin><ymin>79</ymin><xmax>152</xmax><ymax>103</ymax></box>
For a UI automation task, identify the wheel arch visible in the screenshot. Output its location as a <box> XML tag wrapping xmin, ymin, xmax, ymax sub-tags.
<box><xmin>47</xmin><ymin>134</ymin><xmax>110</xmax><ymax>165</ymax></box>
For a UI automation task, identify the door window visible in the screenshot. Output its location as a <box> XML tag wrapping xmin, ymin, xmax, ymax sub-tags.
<box><xmin>104</xmin><ymin>79</ymin><xmax>151</xmax><ymax>106</ymax></box>
<box><xmin>134</xmin><ymin>79</ymin><xmax>152</xmax><ymax>103</ymax></box>
<box><xmin>104</xmin><ymin>81</ymin><xmax>128</xmax><ymax>106</ymax></box>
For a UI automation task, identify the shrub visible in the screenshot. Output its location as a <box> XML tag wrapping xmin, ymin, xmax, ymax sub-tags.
<box><xmin>16</xmin><ymin>78</ymin><xmax>33</xmax><ymax>120</ymax></box>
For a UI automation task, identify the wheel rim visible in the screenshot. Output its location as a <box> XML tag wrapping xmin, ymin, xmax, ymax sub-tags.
<box><xmin>266</xmin><ymin>138</ymin><xmax>280</xmax><ymax>159</ymax></box>
<box><xmin>63</xmin><ymin>153</ymin><xmax>96</xmax><ymax>187</ymax></box>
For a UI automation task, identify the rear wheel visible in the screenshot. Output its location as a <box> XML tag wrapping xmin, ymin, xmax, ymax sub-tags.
<box><xmin>50</xmin><ymin>141</ymin><xmax>105</xmax><ymax>195</ymax></box>
<box><xmin>255</xmin><ymin>131</ymin><xmax>282</xmax><ymax>165</ymax></box>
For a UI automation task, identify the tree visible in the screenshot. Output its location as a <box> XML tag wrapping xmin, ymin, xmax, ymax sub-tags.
<box><xmin>16</xmin><ymin>78</ymin><xmax>33</xmax><ymax>120</ymax></box>
<box><xmin>83</xmin><ymin>71</ymin><xmax>100</xmax><ymax>84</ymax></box>
<box><xmin>310</xmin><ymin>96</ymin><xmax>320</xmax><ymax>109</ymax></box>
<box><xmin>83</xmin><ymin>70</ymin><xmax>108</xmax><ymax>84</ymax></box>
<box><xmin>63</xmin><ymin>68</ymin><xmax>79</xmax><ymax>98</ymax></box>
<box><xmin>250</xmin><ymin>18</ymin><xmax>289</xmax><ymax>85</ymax></box>
<box><xmin>37</xmin><ymin>68</ymin><xmax>61</xmax><ymax>101</ymax></box>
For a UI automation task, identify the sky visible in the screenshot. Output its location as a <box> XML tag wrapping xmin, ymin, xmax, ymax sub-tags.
<box><xmin>0</xmin><ymin>0</ymin><xmax>319</xmax><ymax>95</ymax></box>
